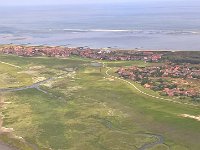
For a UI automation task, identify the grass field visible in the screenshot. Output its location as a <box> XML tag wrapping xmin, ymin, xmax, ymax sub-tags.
<box><xmin>0</xmin><ymin>54</ymin><xmax>200</xmax><ymax>150</ymax></box>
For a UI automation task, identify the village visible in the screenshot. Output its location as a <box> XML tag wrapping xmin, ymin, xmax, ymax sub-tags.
<box><xmin>0</xmin><ymin>45</ymin><xmax>74</xmax><ymax>57</ymax></box>
<box><xmin>0</xmin><ymin>45</ymin><xmax>163</xmax><ymax>62</ymax></box>
<box><xmin>0</xmin><ymin>45</ymin><xmax>199</xmax><ymax>101</ymax></box>
<box><xmin>117</xmin><ymin>63</ymin><xmax>200</xmax><ymax>100</ymax></box>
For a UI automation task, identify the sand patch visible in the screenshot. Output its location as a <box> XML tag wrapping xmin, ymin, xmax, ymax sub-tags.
<box><xmin>64</xmin><ymin>68</ymin><xmax>74</xmax><ymax>72</ymax></box>
<box><xmin>108</xmin><ymin>110</ymin><xmax>114</xmax><ymax>116</ymax></box>
<box><xmin>32</xmin><ymin>76</ymin><xmax>46</xmax><ymax>83</ymax></box>
<box><xmin>18</xmin><ymin>65</ymin><xmax>45</xmax><ymax>75</ymax></box>
<box><xmin>103</xmin><ymin>77</ymin><xmax>114</xmax><ymax>81</ymax></box>
<box><xmin>107</xmin><ymin>78</ymin><xmax>114</xmax><ymax>81</ymax></box>
<box><xmin>179</xmin><ymin>114</ymin><xmax>200</xmax><ymax>121</ymax></box>
<box><xmin>29</xmin><ymin>65</ymin><xmax>45</xmax><ymax>70</ymax></box>
<box><xmin>0</xmin><ymin>98</ymin><xmax>25</xmax><ymax>146</ymax></box>
<box><xmin>0</xmin><ymin>112</ymin><xmax>13</xmax><ymax>134</ymax></box>
<box><xmin>42</xmin><ymin>80</ymin><xmax>55</xmax><ymax>88</ymax></box>
<box><xmin>0</xmin><ymin>127</ymin><xmax>14</xmax><ymax>133</ymax></box>
<box><xmin>18</xmin><ymin>70</ymin><xmax>37</xmax><ymax>75</ymax></box>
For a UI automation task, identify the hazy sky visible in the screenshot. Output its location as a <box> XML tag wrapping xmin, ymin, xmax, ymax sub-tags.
<box><xmin>0</xmin><ymin>0</ymin><xmax>199</xmax><ymax>6</ymax></box>
<box><xmin>1</xmin><ymin>0</ymin><xmax>195</xmax><ymax>6</ymax></box>
<box><xmin>2</xmin><ymin>0</ymin><xmax>131</xmax><ymax>5</ymax></box>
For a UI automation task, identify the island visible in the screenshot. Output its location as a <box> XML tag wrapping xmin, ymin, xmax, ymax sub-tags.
<box><xmin>0</xmin><ymin>44</ymin><xmax>200</xmax><ymax>150</ymax></box>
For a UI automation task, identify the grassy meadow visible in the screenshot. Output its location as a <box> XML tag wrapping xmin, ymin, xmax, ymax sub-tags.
<box><xmin>0</xmin><ymin>54</ymin><xmax>200</xmax><ymax>150</ymax></box>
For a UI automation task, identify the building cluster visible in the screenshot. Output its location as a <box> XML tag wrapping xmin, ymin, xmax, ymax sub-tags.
<box><xmin>117</xmin><ymin>63</ymin><xmax>200</xmax><ymax>80</ymax></box>
<box><xmin>0</xmin><ymin>45</ymin><xmax>199</xmax><ymax>100</ymax></box>
<box><xmin>116</xmin><ymin>63</ymin><xmax>200</xmax><ymax>98</ymax></box>
<box><xmin>161</xmin><ymin>64</ymin><xmax>200</xmax><ymax>79</ymax></box>
<box><xmin>72</xmin><ymin>49</ymin><xmax>163</xmax><ymax>62</ymax></box>
<box><xmin>163</xmin><ymin>88</ymin><xmax>197</xmax><ymax>97</ymax></box>
<box><xmin>0</xmin><ymin>45</ymin><xmax>163</xmax><ymax>62</ymax></box>
<box><xmin>0</xmin><ymin>45</ymin><xmax>75</xmax><ymax>57</ymax></box>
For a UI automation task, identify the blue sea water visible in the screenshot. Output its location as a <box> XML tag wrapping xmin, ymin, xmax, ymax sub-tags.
<box><xmin>0</xmin><ymin>1</ymin><xmax>200</xmax><ymax>50</ymax></box>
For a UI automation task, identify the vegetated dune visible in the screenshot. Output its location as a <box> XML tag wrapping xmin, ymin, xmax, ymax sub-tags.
<box><xmin>179</xmin><ymin>114</ymin><xmax>200</xmax><ymax>121</ymax></box>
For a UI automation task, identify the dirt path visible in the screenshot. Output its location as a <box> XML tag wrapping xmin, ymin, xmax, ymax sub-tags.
<box><xmin>104</xmin><ymin>64</ymin><xmax>199</xmax><ymax>108</ymax></box>
<box><xmin>102</xmin><ymin>64</ymin><xmax>172</xmax><ymax>149</ymax></box>
<box><xmin>0</xmin><ymin>61</ymin><xmax>21</xmax><ymax>69</ymax></box>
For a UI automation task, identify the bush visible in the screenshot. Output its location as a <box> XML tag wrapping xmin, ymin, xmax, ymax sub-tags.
<box><xmin>160</xmin><ymin>92</ymin><xmax>168</xmax><ymax>96</ymax></box>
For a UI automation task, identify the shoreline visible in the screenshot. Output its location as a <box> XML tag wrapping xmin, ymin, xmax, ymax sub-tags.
<box><xmin>0</xmin><ymin>44</ymin><xmax>200</xmax><ymax>52</ymax></box>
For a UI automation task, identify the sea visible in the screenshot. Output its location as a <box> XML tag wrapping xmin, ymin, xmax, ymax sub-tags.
<box><xmin>0</xmin><ymin>1</ymin><xmax>200</xmax><ymax>50</ymax></box>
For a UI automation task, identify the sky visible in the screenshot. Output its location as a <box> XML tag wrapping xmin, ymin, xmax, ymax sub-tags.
<box><xmin>1</xmin><ymin>0</ymin><xmax>132</xmax><ymax>5</ymax></box>
<box><xmin>1</xmin><ymin>0</ymin><xmax>195</xmax><ymax>6</ymax></box>
<box><xmin>0</xmin><ymin>0</ymin><xmax>200</xmax><ymax>6</ymax></box>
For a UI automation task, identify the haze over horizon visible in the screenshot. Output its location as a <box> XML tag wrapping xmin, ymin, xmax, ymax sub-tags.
<box><xmin>1</xmin><ymin>0</ymin><xmax>200</xmax><ymax>50</ymax></box>
<box><xmin>1</xmin><ymin>0</ymin><xmax>200</xmax><ymax>6</ymax></box>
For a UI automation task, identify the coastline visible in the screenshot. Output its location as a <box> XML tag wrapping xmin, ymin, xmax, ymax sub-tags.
<box><xmin>0</xmin><ymin>43</ymin><xmax>200</xmax><ymax>52</ymax></box>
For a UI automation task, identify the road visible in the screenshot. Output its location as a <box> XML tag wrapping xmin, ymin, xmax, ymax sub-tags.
<box><xmin>102</xmin><ymin>64</ymin><xmax>173</xmax><ymax>149</ymax></box>
<box><xmin>0</xmin><ymin>142</ymin><xmax>16</xmax><ymax>150</ymax></box>
<box><xmin>0</xmin><ymin>78</ymin><xmax>52</xmax><ymax>93</ymax></box>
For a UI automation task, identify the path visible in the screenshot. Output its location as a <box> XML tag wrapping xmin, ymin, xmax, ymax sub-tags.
<box><xmin>0</xmin><ymin>78</ymin><xmax>52</xmax><ymax>93</ymax></box>
<box><xmin>0</xmin><ymin>71</ymin><xmax>71</xmax><ymax>94</ymax></box>
<box><xmin>0</xmin><ymin>60</ymin><xmax>48</xmax><ymax>94</ymax></box>
<box><xmin>0</xmin><ymin>61</ymin><xmax>21</xmax><ymax>69</ymax></box>
<box><xmin>0</xmin><ymin>59</ymin><xmax>70</xmax><ymax>94</ymax></box>
<box><xmin>101</xmin><ymin>62</ymin><xmax>172</xmax><ymax>149</ymax></box>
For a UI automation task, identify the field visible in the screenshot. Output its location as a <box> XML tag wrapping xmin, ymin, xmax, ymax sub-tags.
<box><xmin>0</xmin><ymin>54</ymin><xmax>200</xmax><ymax>150</ymax></box>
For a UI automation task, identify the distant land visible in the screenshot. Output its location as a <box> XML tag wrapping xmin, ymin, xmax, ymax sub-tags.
<box><xmin>0</xmin><ymin>2</ymin><xmax>200</xmax><ymax>50</ymax></box>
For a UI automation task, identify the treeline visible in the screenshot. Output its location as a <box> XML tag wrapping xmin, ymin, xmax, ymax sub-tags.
<box><xmin>166</xmin><ymin>57</ymin><xmax>200</xmax><ymax>64</ymax></box>
<box><xmin>163</xmin><ymin>51</ymin><xmax>200</xmax><ymax>64</ymax></box>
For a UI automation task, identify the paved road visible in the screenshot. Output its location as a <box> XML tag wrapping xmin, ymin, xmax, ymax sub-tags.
<box><xmin>0</xmin><ymin>74</ymin><xmax>50</xmax><ymax>150</ymax></box>
<box><xmin>0</xmin><ymin>142</ymin><xmax>15</xmax><ymax>150</ymax></box>
<box><xmin>0</xmin><ymin>78</ymin><xmax>52</xmax><ymax>93</ymax></box>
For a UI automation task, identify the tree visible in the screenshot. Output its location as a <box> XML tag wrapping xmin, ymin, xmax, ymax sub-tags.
<box><xmin>141</xmin><ymin>78</ymin><xmax>149</xmax><ymax>85</ymax></box>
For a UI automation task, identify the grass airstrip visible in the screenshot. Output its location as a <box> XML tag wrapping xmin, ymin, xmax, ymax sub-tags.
<box><xmin>0</xmin><ymin>54</ymin><xmax>200</xmax><ymax>150</ymax></box>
